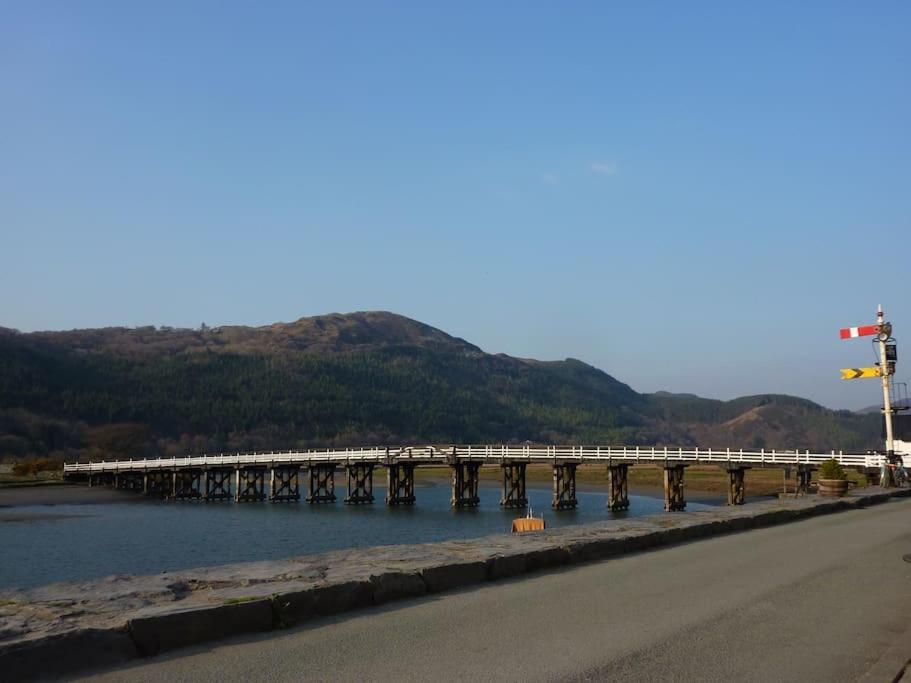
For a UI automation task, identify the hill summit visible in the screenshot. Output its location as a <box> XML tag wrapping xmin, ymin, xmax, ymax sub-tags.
<box><xmin>20</xmin><ymin>311</ymin><xmax>481</xmax><ymax>356</ymax></box>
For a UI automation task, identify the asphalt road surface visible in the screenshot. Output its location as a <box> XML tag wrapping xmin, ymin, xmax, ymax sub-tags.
<box><xmin>79</xmin><ymin>498</ymin><xmax>911</xmax><ymax>682</ymax></box>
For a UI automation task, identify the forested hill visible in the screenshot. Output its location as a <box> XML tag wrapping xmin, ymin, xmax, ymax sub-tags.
<box><xmin>0</xmin><ymin>312</ymin><xmax>881</xmax><ymax>463</ymax></box>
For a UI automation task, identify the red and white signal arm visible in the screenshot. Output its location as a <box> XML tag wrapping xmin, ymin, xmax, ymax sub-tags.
<box><xmin>839</xmin><ymin>325</ymin><xmax>879</xmax><ymax>340</ymax></box>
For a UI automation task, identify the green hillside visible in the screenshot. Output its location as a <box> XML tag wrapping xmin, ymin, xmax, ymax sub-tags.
<box><xmin>0</xmin><ymin>312</ymin><xmax>883</xmax><ymax>464</ymax></box>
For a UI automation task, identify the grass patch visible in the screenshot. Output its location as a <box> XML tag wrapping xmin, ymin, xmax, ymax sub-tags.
<box><xmin>224</xmin><ymin>596</ymin><xmax>259</xmax><ymax>605</ymax></box>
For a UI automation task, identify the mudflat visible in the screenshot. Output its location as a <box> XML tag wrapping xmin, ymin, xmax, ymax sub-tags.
<box><xmin>0</xmin><ymin>477</ymin><xmax>711</xmax><ymax>511</ymax></box>
<box><xmin>0</xmin><ymin>485</ymin><xmax>139</xmax><ymax>507</ymax></box>
<box><xmin>414</xmin><ymin>473</ymin><xmax>726</xmax><ymax>505</ymax></box>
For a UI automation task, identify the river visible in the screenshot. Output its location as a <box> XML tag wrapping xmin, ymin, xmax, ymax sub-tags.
<box><xmin>0</xmin><ymin>481</ymin><xmax>718</xmax><ymax>589</ymax></box>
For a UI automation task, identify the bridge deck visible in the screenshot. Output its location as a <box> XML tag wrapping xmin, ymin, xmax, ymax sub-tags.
<box><xmin>63</xmin><ymin>445</ymin><xmax>883</xmax><ymax>473</ymax></box>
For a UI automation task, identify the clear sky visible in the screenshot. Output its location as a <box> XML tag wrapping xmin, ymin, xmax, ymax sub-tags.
<box><xmin>2</xmin><ymin>2</ymin><xmax>909</xmax><ymax>410</ymax></box>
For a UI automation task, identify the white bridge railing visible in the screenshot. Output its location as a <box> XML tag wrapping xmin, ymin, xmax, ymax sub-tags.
<box><xmin>62</xmin><ymin>445</ymin><xmax>884</xmax><ymax>473</ymax></box>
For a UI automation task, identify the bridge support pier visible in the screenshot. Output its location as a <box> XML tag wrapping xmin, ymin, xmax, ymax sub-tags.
<box><xmin>451</xmin><ymin>462</ymin><xmax>481</xmax><ymax>508</ymax></box>
<box><xmin>345</xmin><ymin>464</ymin><xmax>375</xmax><ymax>504</ymax></box>
<box><xmin>173</xmin><ymin>469</ymin><xmax>202</xmax><ymax>500</ymax></box>
<box><xmin>663</xmin><ymin>464</ymin><xmax>687</xmax><ymax>511</ymax></box>
<box><xmin>607</xmin><ymin>464</ymin><xmax>629</xmax><ymax>511</ymax></box>
<box><xmin>385</xmin><ymin>463</ymin><xmax>416</xmax><ymax>506</ymax></box>
<box><xmin>88</xmin><ymin>473</ymin><xmax>114</xmax><ymax>488</ymax></box>
<box><xmin>144</xmin><ymin>471</ymin><xmax>172</xmax><ymax>498</ymax></box>
<box><xmin>307</xmin><ymin>464</ymin><xmax>336</xmax><ymax>503</ymax></box>
<box><xmin>270</xmin><ymin>466</ymin><xmax>300</xmax><ymax>502</ymax></box>
<box><xmin>204</xmin><ymin>467</ymin><xmax>233</xmax><ymax>501</ymax></box>
<box><xmin>500</xmin><ymin>462</ymin><xmax>527</xmax><ymax>508</ymax></box>
<box><xmin>795</xmin><ymin>465</ymin><xmax>813</xmax><ymax>496</ymax></box>
<box><xmin>116</xmin><ymin>472</ymin><xmax>143</xmax><ymax>492</ymax></box>
<box><xmin>552</xmin><ymin>463</ymin><xmax>578</xmax><ymax>510</ymax></box>
<box><xmin>865</xmin><ymin>468</ymin><xmax>881</xmax><ymax>487</ymax></box>
<box><xmin>725</xmin><ymin>467</ymin><xmax>749</xmax><ymax>505</ymax></box>
<box><xmin>235</xmin><ymin>467</ymin><xmax>266</xmax><ymax>502</ymax></box>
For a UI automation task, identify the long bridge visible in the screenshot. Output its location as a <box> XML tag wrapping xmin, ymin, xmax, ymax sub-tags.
<box><xmin>63</xmin><ymin>445</ymin><xmax>886</xmax><ymax>511</ymax></box>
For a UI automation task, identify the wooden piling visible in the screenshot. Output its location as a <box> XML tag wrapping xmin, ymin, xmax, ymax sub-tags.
<box><xmin>451</xmin><ymin>462</ymin><xmax>481</xmax><ymax>507</ymax></box>
<box><xmin>607</xmin><ymin>464</ymin><xmax>629</xmax><ymax>511</ymax></box>
<box><xmin>173</xmin><ymin>469</ymin><xmax>202</xmax><ymax>500</ymax></box>
<box><xmin>725</xmin><ymin>466</ymin><xmax>748</xmax><ymax>505</ymax></box>
<box><xmin>269</xmin><ymin>466</ymin><xmax>300</xmax><ymax>502</ymax></box>
<box><xmin>345</xmin><ymin>464</ymin><xmax>375</xmax><ymax>504</ymax></box>
<box><xmin>795</xmin><ymin>465</ymin><xmax>813</xmax><ymax>497</ymax></box>
<box><xmin>235</xmin><ymin>467</ymin><xmax>267</xmax><ymax>502</ymax></box>
<box><xmin>552</xmin><ymin>463</ymin><xmax>578</xmax><ymax>510</ymax></box>
<box><xmin>204</xmin><ymin>467</ymin><xmax>233</xmax><ymax>501</ymax></box>
<box><xmin>307</xmin><ymin>464</ymin><xmax>336</xmax><ymax>503</ymax></box>
<box><xmin>144</xmin><ymin>470</ymin><xmax>172</xmax><ymax>499</ymax></box>
<box><xmin>385</xmin><ymin>463</ymin><xmax>416</xmax><ymax>506</ymax></box>
<box><xmin>500</xmin><ymin>462</ymin><xmax>528</xmax><ymax>508</ymax></box>
<box><xmin>662</xmin><ymin>464</ymin><xmax>687</xmax><ymax>511</ymax></box>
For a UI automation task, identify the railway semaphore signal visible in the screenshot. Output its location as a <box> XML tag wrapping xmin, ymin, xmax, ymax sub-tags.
<box><xmin>839</xmin><ymin>305</ymin><xmax>898</xmax><ymax>460</ymax></box>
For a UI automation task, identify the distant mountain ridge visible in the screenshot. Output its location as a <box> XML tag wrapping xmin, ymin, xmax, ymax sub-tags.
<box><xmin>0</xmin><ymin>312</ymin><xmax>882</xmax><ymax>463</ymax></box>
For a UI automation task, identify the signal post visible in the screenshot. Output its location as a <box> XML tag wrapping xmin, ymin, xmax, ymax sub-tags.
<box><xmin>840</xmin><ymin>305</ymin><xmax>899</xmax><ymax>485</ymax></box>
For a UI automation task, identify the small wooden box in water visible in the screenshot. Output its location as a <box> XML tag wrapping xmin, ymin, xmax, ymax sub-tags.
<box><xmin>512</xmin><ymin>517</ymin><xmax>545</xmax><ymax>532</ymax></box>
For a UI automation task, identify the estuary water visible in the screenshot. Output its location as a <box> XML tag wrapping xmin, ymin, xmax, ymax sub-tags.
<box><xmin>0</xmin><ymin>482</ymin><xmax>716</xmax><ymax>590</ymax></box>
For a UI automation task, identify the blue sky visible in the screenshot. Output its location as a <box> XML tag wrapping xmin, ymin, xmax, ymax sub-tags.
<box><xmin>2</xmin><ymin>1</ymin><xmax>909</xmax><ymax>410</ymax></box>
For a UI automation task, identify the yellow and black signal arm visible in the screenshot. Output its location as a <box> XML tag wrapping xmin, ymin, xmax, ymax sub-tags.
<box><xmin>840</xmin><ymin>367</ymin><xmax>882</xmax><ymax>380</ymax></box>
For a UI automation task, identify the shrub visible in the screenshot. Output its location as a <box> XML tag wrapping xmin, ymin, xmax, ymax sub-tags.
<box><xmin>10</xmin><ymin>462</ymin><xmax>30</xmax><ymax>476</ymax></box>
<box><xmin>11</xmin><ymin>458</ymin><xmax>60</xmax><ymax>477</ymax></box>
<box><xmin>819</xmin><ymin>458</ymin><xmax>847</xmax><ymax>480</ymax></box>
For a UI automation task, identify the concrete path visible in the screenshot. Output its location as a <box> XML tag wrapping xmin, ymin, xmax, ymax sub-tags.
<box><xmin>79</xmin><ymin>498</ymin><xmax>911</xmax><ymax>682</ymax></box>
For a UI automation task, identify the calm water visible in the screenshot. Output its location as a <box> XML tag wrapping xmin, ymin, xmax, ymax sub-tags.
<box><xmin>0</xmin><ymin>483</ymin><xmax>715</xmax><ymax>590</ymax></box>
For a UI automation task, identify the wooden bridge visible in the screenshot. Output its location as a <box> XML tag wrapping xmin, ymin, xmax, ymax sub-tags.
<box><xmin>62</xmin><ymin>445</ymin><xmax>884</xmax><ymax>511</ymax></box>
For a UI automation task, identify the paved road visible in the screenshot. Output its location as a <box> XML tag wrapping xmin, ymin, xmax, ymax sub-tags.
<box><xmin>80</xmin><ymin>498</ymin><xmax>911</xmax><ymax>682</ymax></box>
